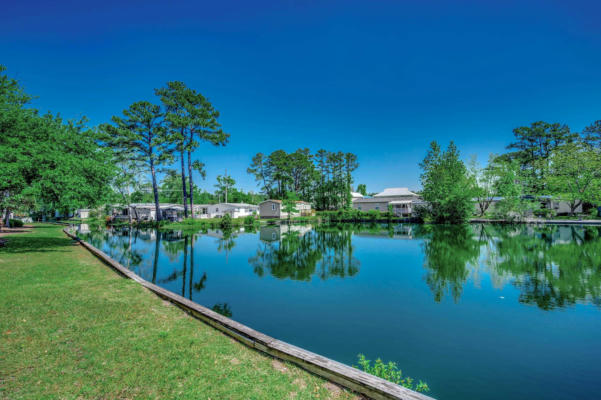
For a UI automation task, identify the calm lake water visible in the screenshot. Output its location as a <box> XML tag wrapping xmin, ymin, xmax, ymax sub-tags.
<box><xmin>78</xmin><ymin>223</ymin><xmax>601</xmax><ymax>400</ymax></box>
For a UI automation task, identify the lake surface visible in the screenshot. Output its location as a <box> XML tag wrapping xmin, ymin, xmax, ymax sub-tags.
<box><xmin>78</xmin><ymin>223</ymin><xmax>601</xmax><ymax>400</ymax></box>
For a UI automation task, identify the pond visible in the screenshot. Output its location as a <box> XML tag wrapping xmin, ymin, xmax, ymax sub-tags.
<box><xmin>78</xmin><ymin>223</ymin><xmax>601</xmax><ymax>400</ymax></box>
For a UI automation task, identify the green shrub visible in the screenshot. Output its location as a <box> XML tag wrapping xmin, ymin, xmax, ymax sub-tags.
<box><xmin>356</xmin><ymin>354</ymin><xmax>429</xmax><ymax>393</ymax></box>
<box><xmin>220</xmin><ymin>213</ymin><xmax>232</xmax><ymax>229</ymax></box>
<box><xmin>367</xmin><ymin>209</ymin><xmax>381</xmax><ymax>221</ymax></box>
<box><xmin>9</xmin><ymin>219</ymin><xmax>24</xmax><ymax>228</ymax></box>
<box><xmin>243</xmin><ymin>215</ymin><xmax>255</xmax><ymax>226</ymax></box>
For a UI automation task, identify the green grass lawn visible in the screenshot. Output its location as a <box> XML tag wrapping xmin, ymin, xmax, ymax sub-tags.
<box><xmin>0</xmin><ymin>224</ymin><xmax>356</xmax><ymax>399</ymax></box>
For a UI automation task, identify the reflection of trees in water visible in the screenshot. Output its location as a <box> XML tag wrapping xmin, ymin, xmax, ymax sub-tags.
<box><xmin>415</xmin><ymin>223</ymin><xmax>601</xmax><ymax>309</ymax></box>
<box><xmin>414</xmin><ymin>224</ymin><xmax>481</xmax><ymax>303</ymax></box>
<box><xmin>148</xmin><ymin>231</ymin><xmax>210</xmax><ymax>298</ymax></box>
<box><xmin>83</xmin><ymin>227</ymin><xmax>144</xmax><ymax>271</ymax></box>
<box><xmin>212</xmin><ymin>303</ymin><xmax>232</xmax><ymax>317</ymax></box>
<box><xmin>249</xmin><ymin>227</ymin><xmax>359</xmax><ymax>281</ymax></box>
<box><xmin>216</xmin><ymin>229</ymin><xmax>236</xmax><ymax>263</ymax></box>
<box><xmin>480</xmin><ymin>224</ymin><xmax>601</xmax><ymax>310</ymax></box>
<box><xmin>87</xmin><ymin>223</ymin><xmax>601</xmax><ymax>311</ymax></box>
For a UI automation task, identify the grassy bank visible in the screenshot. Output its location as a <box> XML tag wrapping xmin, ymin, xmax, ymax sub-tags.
<box><xmin>0</xmin><ymin>224</ymin><xmax>355</xmax><ymax>399</ymax></box>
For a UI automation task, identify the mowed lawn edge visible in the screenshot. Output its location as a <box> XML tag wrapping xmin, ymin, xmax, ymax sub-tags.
<box><xmin>0</xmin><ymin>224</ymin><xmax>356</xmax><ymax>399</ymax></box>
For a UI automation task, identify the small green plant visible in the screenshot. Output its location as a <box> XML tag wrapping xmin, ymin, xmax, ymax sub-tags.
<box><xmin>243</xmin><ymin>214</ymin><xmax>255</xmax><ymax>226</ymax></box>
<box><xmin>220</xmin><ymin>213</ymin><xmax>232</xmax><ymax>229</ymax></box>
<box><xmin>9</xmin><ymin>219</ymin><xmax>24</xmax><ymax>228</ymax></box>
<box><xmin>367</xmin><ymin>209</ymin><xmax>380</xmax><ymax>221</ymax></box>
<box><xmin>355</xmin><ymin>354</ymin><xmax>429</xmax><ymax>393</ymax></box>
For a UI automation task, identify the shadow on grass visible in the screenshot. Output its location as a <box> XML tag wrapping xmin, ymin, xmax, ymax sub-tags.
<box><xmin>0</xmin><ymin>235</ymin><xmax>76</xmax><ymax>254</ymax></box>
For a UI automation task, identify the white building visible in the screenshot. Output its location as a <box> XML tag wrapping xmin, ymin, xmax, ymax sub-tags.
<box><xmin>112</xmin><ymin>202</ymin><xmax>259</xmax><ymax>221</ymax></box>
<box><xmin>205</xmin><ymin>203</ymin><xmax>259</xmax><ymax>219</ymax></box>
<box><xmin>352</xmin><ymin>187</ymin><xmax>421</xmax><ymax>216</ymax></box>
<box><xmin>351</xmin><ymin>192</ymin><xmax>364</xmax><ymax>201</ymax></box>
<box><xmin>76</xmin><ymin>209</ymin><xmax>90</xmax><ymax>219</ymax></box>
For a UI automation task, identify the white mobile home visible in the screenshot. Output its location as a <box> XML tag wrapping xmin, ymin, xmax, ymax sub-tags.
<box><xmin>206</xmin><ymin>203</ymin><xmax>259</xmax><ymax>219</ymax></box>
<box><xmin>76</xmin><ymin>209</ymin><xmax>90</xmax><ymax>219</ymax></box>
<box><xmin>352</xmin><ymin>187</ymin><xmax>420</xmax><ymax>216</ymax></box>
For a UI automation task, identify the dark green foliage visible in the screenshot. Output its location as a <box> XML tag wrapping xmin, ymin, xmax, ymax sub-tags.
<box><xmin>419</xmin><ymin>141</ymin><xmax>474</xmax><ymax>223</ymax></box>
<box><xmin>8</xmin><ymin>219</ymin><xmax>24</xmax><ymax>228</ymax></box>
<box><xmin>501</xmin><ymin>121</ymin><xmax>576</xmax><ymax>194</ymax></box>
<box><xmin>243</xmin><ymin>214</ymin><xmax>255</xmax><ymax>226</ymax></box>
<box><xmin>220</xmin><ymin>213</ymin><xmax>232</xmax><ymax>229</ymax></box>
<box><xmin>0</xmin><ymin>66</ymin><xmax>115</xmax><ymax>224</ymax></box>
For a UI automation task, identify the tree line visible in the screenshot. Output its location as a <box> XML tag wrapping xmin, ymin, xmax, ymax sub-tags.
<box><xmin>0</xmin><ymin>66</ymin><xmax>242</xmax><ymax>224</ymax></box>
<box><xmin>247</xmin><ymin>149</ymin><xmax>359</xmax><ymax>210</ymax></box>
<box><xmin>419</xmin><ymin>120</ymin><xmax>601</xmax><ymax>223</ymax></box>
<box><xmin>131</xmin><ymin>171</ymin><xmax>265</xmax><ymax>206</ymax></box>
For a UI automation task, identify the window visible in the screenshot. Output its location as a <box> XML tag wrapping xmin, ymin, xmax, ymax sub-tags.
<box><xmin>358</xmin><ymin>206</ymin><xmax>362</xmax><ymax>210</ymax></box>
<box><xmin>272</xmin><ymin>204</ymin><xmax>276</xmax><ymax>210</ymax></box>
<box><xmin>216</xmin><ymin>208</ymin><xmax>219</xmax><ymax>212</ymax></box>
<box><xmin>375</xmin><ymin>206</ymin><xmax>380</xmax><ymax>210</ymax></box>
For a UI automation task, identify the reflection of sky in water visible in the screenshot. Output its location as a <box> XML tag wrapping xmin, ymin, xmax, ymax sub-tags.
<box><xmin>80</xmin><ymin>224</ymin><xmax>601</xmax><ymax>400</ymax></box>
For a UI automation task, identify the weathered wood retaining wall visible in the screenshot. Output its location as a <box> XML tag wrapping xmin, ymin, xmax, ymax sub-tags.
<box><xmin>63</xmin><ymin>228</ymin><xmax>434</xmax><ymax>400</ymax></box>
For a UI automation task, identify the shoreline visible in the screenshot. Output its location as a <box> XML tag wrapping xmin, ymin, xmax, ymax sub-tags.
<box><xmin>63</xmin><ymin>226</ymin><xmax>434</xmax><ymax>400</ymax></box>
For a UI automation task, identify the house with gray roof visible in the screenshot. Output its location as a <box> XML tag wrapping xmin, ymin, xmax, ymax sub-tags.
<box><xmin>352</xmin><ymin>187</ymin><xmax>421</xmax><ymax>216</ymax></box>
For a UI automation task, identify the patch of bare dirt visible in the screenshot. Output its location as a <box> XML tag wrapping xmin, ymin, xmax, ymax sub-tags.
<box><xmin>0</xmin><ymin>227</ymin><xmax>32</xmax><ymax>237</ymax></box>
<box><xmin>323</xmin><ymin>382</ymin><xmax>341</xmax><ymax>398</ymax></box>
<box><xmin>272</xmin><ymin>359</ymin><xmax>289</xmax><ymax>373</ymax></box>
<box><xmin>293</xmin><ymin>378</ymin><xmax>306</xmax><ymax>390</ymax></box>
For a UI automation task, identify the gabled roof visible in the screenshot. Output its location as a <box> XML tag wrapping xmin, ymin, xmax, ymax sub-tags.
<box><xmin>353</xmin><ymin>197</ymin><xmax>396</xmax><ymax>203</ymax></box>
<box><xmin>260</xmin><ymin>199</ymin><xmax>282</xmax><ymax>204</ymax></box>
<box><xmin>351</xmin><ymin>192</ymin><xmax>364</xmax><ymax>198</ymax></box>
<box><xmin>374</xmin><ymin>188</ymin><xmax>417</xmax><ymax>197</ymax></box>
<box><xmin>218</xmin><ymin>202</ymin><xmax>259</xmax><ymax>208</ymax></box>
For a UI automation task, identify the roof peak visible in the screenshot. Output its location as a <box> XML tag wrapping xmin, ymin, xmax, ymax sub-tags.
<box><xmin>374</xmin><ymin>187</ymin><xmax>417</xmax><ymax>197</ymax></box>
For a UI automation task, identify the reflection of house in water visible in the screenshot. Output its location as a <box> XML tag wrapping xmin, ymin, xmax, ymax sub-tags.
<box><xmin>77</xmin><ymin>223</ymin><xmax>91</xmax><ymax>234</ymax></box>
<box><xmin>200</xmin><ymin>228</ymin><xmax>244</xmax><ymax>239</ymax></box>
<box><xmin>134</xmin><ymin>229</ymin><xmax>157</xmax><ymax>241</ymax></box>
<box><xmin>550</xmin><ymin>226</ymin><xmax>583</xmax><ymax>244</ymax></box>
<box><xmin>354</xmin><ymin>224</ymin><xmax>415</xmax><ymax>240</ymax></box>
<box><xmin>259</xmin><ymin>225</ymin><xmax>313</xmax><ymax>242</ymax></box>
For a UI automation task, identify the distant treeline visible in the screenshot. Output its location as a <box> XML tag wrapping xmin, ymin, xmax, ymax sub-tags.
<box><xmin>419</xmin><ymin>120</ymin><xmax>601</xmax><ymax>223</ymax></box>
<box><xmin>247</xmin><ymin>149</ymin><xmax>359</xmax><ymax>211</ymax></box>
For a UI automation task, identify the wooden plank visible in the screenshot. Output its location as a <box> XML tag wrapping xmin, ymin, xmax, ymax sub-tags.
<box><xmin>63</xmin><ymin>228</ymin><xmax>435</xmax><ymax>400</ymax></box>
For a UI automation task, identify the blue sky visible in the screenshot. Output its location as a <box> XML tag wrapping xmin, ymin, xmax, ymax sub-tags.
<box><xmin>2</xmin><ymin>0</ymin><xmax>601</xmax><ymax>193</ymax></box>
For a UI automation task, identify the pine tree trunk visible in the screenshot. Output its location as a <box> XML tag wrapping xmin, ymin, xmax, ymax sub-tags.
<box><xmin>187</xmin><ymin>150</ymin><xmax>194</xmax><ymax>219</ymax></box>
<box><xmin>150</xmin><ymin>158</ymin><xmax>162</xmax><ymax>222</ymax></box>
<box><xmin>180</xmin><ymin>150</ymin><xmax>189</xmax><ymax>218</ymax></box>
